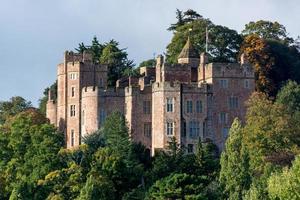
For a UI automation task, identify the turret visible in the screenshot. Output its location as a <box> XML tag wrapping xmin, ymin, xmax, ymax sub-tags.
<box><xmin>177</xmin><ymin>37</ymin><xmax>200</xmax><ymax>67</ymax></box>
<box><xmin>46</xmin><ymin>90</ymin><xmax>57</xmax><ymax>126</ymax></box>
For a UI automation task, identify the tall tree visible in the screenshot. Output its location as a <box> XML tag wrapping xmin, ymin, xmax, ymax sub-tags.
<box><xmin>219</xmin><ymin>119</ymin><xmax>251</xmax><ymax>200</ymax></box>
<box><xmin>100</xmin><ymin>40</ymin><xmax>134</xmax><ymax>86</ymax></box>
<box><xmin>166</xmin><ymin>9</ymin><xmax>241</xmax><ymax>63</ymax></box>
<box><xmin>242</xmin><ymin>20</ymin><xmax>293</xmax><ymax>44</ymax></box>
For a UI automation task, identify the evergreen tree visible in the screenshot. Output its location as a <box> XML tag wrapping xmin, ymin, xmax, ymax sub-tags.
<box><xmin>100</xmin><ymin>40</ymin><xmax>134</xmax><ymax>86</ymax></box>
<box><xmin>219</xmin><ymin>119</ymin><xmax>251</xmax><ymax>200</ymax></box>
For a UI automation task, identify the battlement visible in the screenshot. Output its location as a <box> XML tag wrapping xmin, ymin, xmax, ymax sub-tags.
<box><xmin>162</xmin><ymin>63</ymin><xmax>190</xmax><ymax>71</ymax></box>
<box><xmin>152</xmin><ymin>81</ymin><xmax>181</xmax><ymax>91</ymax></box>
<box><xmin>82</xmin><ymin>86</ymin><xmax>99</xmax><ymax>98</ymax></box>
<box><xmin>207</xmin><ymin>62</ymin><xmax>254</xmax><ymax>78</ymax></box>
<box><xmin>82</xmin><ymin>86</ymin><xmax>125</xmax><ymax>98</ymax></box>
<box><xmin>64</xmin><ymin>51</ymin><xmax>93</xmax><ymax>63</ymax></box>
<box><xmin>181</xmin><ymin>82</ymin><xmax>212</xmax><ymax>94</ymax></box>
<box><xmin>125</xmin><ymin>84</ymin><xmax>152</xmax><ymax>96</ymax></box>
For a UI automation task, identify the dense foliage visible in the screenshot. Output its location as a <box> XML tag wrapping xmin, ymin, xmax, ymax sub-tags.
<box><xmin>166</xmin><ymin>9</ymin><xmax>242</xmax><ymax>63</ymax></box>
<box><xmin>76</xmin><ymin>37</ymin><xmax>135</xmax><ymax>86</ymax></box>
<box><xmin>0</xmin><ymin>96</ymin><xmax>32</xmax><ymax>125</ymax></box>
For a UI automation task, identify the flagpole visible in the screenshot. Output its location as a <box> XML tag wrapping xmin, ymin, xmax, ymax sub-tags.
<box><xmin>205</xmin><ymin>27</ymin><xmax>208</xmax><ymax>53</ymax></box>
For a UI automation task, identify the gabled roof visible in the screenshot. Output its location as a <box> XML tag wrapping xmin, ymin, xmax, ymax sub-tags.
<box><xmin>177</xmin><ymin>37</ymin><xmax>199</xmax><ymax>59</ymax></box>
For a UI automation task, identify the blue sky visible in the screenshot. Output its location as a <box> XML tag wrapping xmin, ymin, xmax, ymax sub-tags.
<box><xmin>0</xmin><ymin>0</ymin><xmax>299</xmax><ymax>106</ymax></box>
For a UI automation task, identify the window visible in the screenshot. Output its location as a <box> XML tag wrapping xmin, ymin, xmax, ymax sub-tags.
<box><xmin>244</xmin><ymin>80</ymin><xmax>250</xmax><ymax>89</ymax></box>
<box><xmin>186</xmin><ymin>100</ymin><xmax>193</xmax><ymax>113</ymax></box>
<box><xmin>143</xmin><ymin>101</ymin><xmax>151</xmax><ymax>114</ymax></box>
<box><xmin>196</xmin><ymin>100</ymin><xmax>202</xmax><ymax>113</ymax></box>
<box><xmin>166</xmin><ymin>98</ymin><xmax>173</xmax><ymax>112</ymax></box>
<box><xmin>71</xmin><ymin>87</ymin><xmax>75</xmax><ymax>97</ymax></box>
<box><xmin>71</xmin><ymin>130</ymin><xmax>74</xmax><ymax>147</ymax></box>
<box><xmin>229</xmin><ymin>97</ymin><xmax>239</xmax><ymax>109</ymax></box>
<box><xmin>222</xmin><ymin>128</ymin><xmax>229</xmax><ymax>139</ymax></box>
<box><xmin>187</xmin><ymin>144</ymin><xmax>194</xmax><ymax>153</ymax></box>
<box><xmin>189</xmin><ymin>121</ymin><xmax>200</xmax><ymax>138</ymax></box>
<box><xmin>166</xmin><ymin>122</ymin><xmax>174</xmax><ymax>136</ymax></box>
<box><xmin>219</xmin><ymin>112</ymin><xmax>228</xmax><ymax>124</ymax></box>
<box><xmin>99</xmin><ymin>109</ymin><xmax>106</xmax><ymax>125</ymax></box>
<box><xmin>219</xmin><ymin>79</ymin><xmax>228</xmax><ymax>88</ymax></box>
<box><xmin>70</xmin><ymin>105</ymin><xmax>76</xmax><ymax>117</ymax></box>
<box><xmin>70</xmin><ymin>73</ymin><xmax>77</xmax><ymax>80</ymax></box>
<box><xmin>144</xmin><ymin>123</ymin><xmax>152</xmax><ymax>138</ymax></box>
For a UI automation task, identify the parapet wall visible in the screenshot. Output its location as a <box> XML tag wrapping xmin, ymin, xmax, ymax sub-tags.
<box><xmin>64</xmin><ymin>51</ymin><xmax>93</xmax><ymax>63</ymax></box>
<box><xmin>209</xmin><ymin>63</ymin><xmax>254</xmax><ymax>78</ymax></box>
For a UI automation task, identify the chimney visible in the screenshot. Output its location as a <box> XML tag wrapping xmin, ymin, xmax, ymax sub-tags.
<box><xmin>200</xmin><ymin>53</ymin><xmax>208</xmax><ymax>82</ymax></box>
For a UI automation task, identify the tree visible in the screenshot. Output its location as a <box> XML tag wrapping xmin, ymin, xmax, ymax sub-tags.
<box><xmin>167</xmin><ymin>9</ymin><xmax>185</xmax><ymax>31</ymax></box>
<box><xmin>100</xmin><ymin>40</ymin><xmax>134</xmax><ymax>86</ymax></box>
<box><xmin>78</xmin><ymin>175</ymin><xmax>116</xmax><ymax>200</ymax></box>
<box><xmin>276</xmin><ymin>80</ymin><xmax>300</xmax><ymax>114</ymax></box>
<box><xmin>268</xmin><ymin>155</ymin><xmax>300</xmax><ymax>200</ymax></box>
<box><xmin>139</xmin><ymin>59</ymin><xmax>156</xmax><ymax>68</ymax></box>
<box><xmin>240</xmin><ymin>35</ymin><xmax>276</xmax><ymax>96</ymax></box>
<box><xmin>166</xmin><ymin>10</ymin><xmax>241</xmax><ymax>63</ymax></box>
<box><xmin>85</xmin><ymin>112</ymin><xmax>144</xmax><ymax>199</ymax></box>
<box><xmin>244</xmin><ymin>93</ymin><xmax>300</xmax><ymax>171</ymax></box>
<box><xmin>0</xmin><ymin>96</ymin><xmax>32</xmax><ymax>124</ymax></box>
<box><xmin>146</xmin><ymin>173</ymin><xmax>210</xmax><ymax>200</ymax></box>
<box><xmin>0</xmin><ymin>109</ymin><xmax>64</xmax><ymax>199</ymax></box>
<box><xmin>242</xmin><ymin>20</ymin><xmax>293</xmax><ymax>44</ymax></box>
<box><xmin>241</xmin><ymin>21</ymin><xmax>300</xmax><ymax>97</ymax></box>
<box><xmin>75</xmin><ymin>42</ymin><xmax>88</xmax><ymax>54</ymax></box>
<box><xmin>37</xmin><ymin>163</ymin><xmax>85</xmax><ymax>200</ymax></box>
<box><xmin>219</xmin><ymin>119</ymin><xmax>251</xmax><ymax>200</ymax></box>
<box><xmin>90</xmin><ymin>36</ymin><xmax>104</xmax><ymax>63</ymax></box>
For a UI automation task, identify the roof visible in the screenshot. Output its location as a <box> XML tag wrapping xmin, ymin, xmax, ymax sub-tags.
<box><xmin>177</xmin><ymin>37</ymin><xmax>199</xmax><ymax>59</ymax></box>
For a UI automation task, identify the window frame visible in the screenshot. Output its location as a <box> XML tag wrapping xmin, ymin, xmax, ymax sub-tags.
<box><xmin>71</xmin><ymin>130</ymin><xmax>75</xmax><ymax>147</ymax></box>
<box><xmin>166</xmin><ymin>98</ymin><xmax>174</xmax><ymax>112</ymax></box>
<box><xmin>144</xmin><ymin>123</ymin><xmax>152</xmax><ymax>138</ymax></box>
<box><xmin>196</xmin><ymin>100</ymin><xmax>202</xmax><ymax>113</ymax></box>
<box><xmin>70</xmin><ymin>105</ymin><xmax>76</xmax><ymax>117</ymax></box>
<box><xmin>143</xmin><ymin>100</ymin><xmax>151</xmax><ymax>114</ymax></box>
<box><xmin>166</xmin><ymin>122</ymin><xmax>174</xmax><ymax>136</ymax></box>
<box><xmin>189</xmin><ymin>121</ymin><xmax>200</xmax><ymax>139</ymax></box>
<box><xmin>186</xmin><ymin>100</ymin><xmax>193</xmax><ymax>114</ymax></box>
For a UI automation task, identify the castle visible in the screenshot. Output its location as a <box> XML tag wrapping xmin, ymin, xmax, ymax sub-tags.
<box><xmin>46</xmin><ymin>38</ymin><xmax>255</xmax><ymax>154</ymax></box>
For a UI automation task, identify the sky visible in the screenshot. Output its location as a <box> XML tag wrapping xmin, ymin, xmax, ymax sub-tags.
<box><xmin>0</xmin><ymin>0</ymin><xmax>299</xmax><ymax>106</ymax></box>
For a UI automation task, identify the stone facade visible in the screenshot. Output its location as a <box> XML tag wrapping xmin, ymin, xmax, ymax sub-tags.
<box><xmin>47</xmin><ymin>38</ymin><xmax>255</xmax><ymax>154</ymax></box>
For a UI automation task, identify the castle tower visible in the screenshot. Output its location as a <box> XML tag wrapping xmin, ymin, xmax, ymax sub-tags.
<box><xmin>51</xmin><ymin>51</ymin><xmax>108</xmax><ymax>148</ymax></box>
